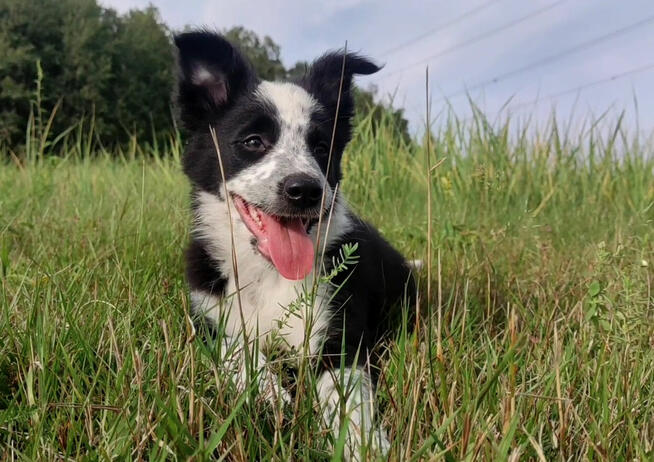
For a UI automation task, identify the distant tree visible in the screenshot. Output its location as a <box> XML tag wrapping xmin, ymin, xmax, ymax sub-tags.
<box><xmin>223</xmin><ymin>26</ymin><xmax>286</xmax><ymax>80</ymax></box>
<box><xmin>354</xmin><ymin>86</ymin><xmax>411</xmax><ymax>145</ymax></box>
<box><xmin>0</xmin><ymin>0</ymin><xmax>172</xmax><ymax>149</ymax></box>
<box><xmin>0</xmin><ymin>17</ymin><xmax>31</xmax><ymax>144</ymax></box>
<box><xmin>286</xmin><ymin>61</ymin><xmax>310</xmax><ymax>81</ymax></box>
<box><xmin>0</xmin><ymin>0</ymin><xmax>94</xmax><ymax>145</ymax></box>
<box><xmin>103</xmin><ymin>7</ymin><xmax>174</xmax><ymax>141</ymax></box>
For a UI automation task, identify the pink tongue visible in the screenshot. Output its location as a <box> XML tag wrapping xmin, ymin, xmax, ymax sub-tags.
<box><xmin>259</xmin><ymin>213</ymin><xmax>314</xmax><ymax>280</ymax></box>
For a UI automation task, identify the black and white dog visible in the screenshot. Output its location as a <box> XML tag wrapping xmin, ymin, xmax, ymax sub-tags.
<box><xmin>174</xmin><ymin>31</ymin><xmax>415</xmax><ymax>458</ymax></box>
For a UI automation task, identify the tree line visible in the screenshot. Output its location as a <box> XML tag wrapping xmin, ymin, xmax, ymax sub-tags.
<box><xmin>0</xmin><ymin>0</ymin><xmax>409</xmax><ymax>152</ymax></box>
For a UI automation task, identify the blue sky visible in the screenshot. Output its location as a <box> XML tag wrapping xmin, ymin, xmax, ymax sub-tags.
<box><xmin>101</xmin><ymin>0</ymin><xmax>654</xmax><ymax>135</ymax></box>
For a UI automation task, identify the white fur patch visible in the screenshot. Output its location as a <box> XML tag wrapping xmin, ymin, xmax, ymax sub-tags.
<box><xmin>317</xmin><ymin>367</ymin><xmax>390</xmax><ymax>460</ymax></box>
<box><xmin>191</xmin><ymin>65</ymin><xmax>213</xmax><ymax>85</ymax></box>
<box><xmin>256</xmin><ymin>81</ymin><xmax>317</xmax><ymax>126</ymax></box>
<box><xmin>220</xmin><ymin>332</ymin><xmax>291</xmax><ymax>405</ymax></box>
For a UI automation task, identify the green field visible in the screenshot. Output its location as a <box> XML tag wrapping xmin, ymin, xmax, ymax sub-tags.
<box><xmin>1</xmin><ymin>111</ymin><xmax>653</xmax><ymax>460</ymax></box>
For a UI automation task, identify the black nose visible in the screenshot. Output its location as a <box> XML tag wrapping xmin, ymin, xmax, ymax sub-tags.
<box><xmin>282</xmin><ymin>174</ymin><xmax>323</xmax><ymax>209</ymax></box>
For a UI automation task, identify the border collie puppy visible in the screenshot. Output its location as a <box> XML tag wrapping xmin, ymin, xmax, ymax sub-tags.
<box><xmin>174</xmin><ymin>31</ymin><xmax>415</xmax><ymax>459</ymax></box>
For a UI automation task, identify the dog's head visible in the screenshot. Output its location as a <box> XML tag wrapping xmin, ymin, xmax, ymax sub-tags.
<box><xmin>174</xmin><ymin>30</ymin><xmax>380</xmax><ymax>280</ymax></box>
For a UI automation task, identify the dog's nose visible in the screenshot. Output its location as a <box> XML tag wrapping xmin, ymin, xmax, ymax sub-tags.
<box><xmin>282</xmin><ymin>174</ymin><xmax>323</xmax><ymax>208</ymax></box>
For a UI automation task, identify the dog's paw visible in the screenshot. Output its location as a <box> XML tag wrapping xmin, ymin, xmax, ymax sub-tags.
<box><xmin>257</xmin><ymin>368</ymin><xmax>291</xmax><ymax>406</ymax></box>
<box><xmin>317</xmin><ymin>367</ymin><xmax>389</xmax><ymax>461</ymax></box>
<box><xmin>370</xmin><ymin>426</ymin><xmax>391</xmax><ymax>458</ymax></box>
<box><xmin>226</xmin><ymin>344</ymin><xmax>290</xmax><ymax>406</ymax></box>
<box><xmin>338</xmin><ymin>415</ymin><xmax>390</xmax><ymax>462</ymax></box>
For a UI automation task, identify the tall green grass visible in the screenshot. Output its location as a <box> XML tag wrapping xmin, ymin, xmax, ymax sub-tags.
<box><xmin>1</xmin><ymin>107</ymin><xmax>653</xmax><ymax>460</ymax></box>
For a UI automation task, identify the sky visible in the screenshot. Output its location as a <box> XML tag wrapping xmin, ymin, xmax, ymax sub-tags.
<box><xmin>100</xmin><ymin>0</ymin><xmax>654</xmax><ymax>136</ymax></box>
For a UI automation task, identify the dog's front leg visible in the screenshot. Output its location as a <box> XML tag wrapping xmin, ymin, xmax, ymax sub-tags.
<box><xmin>316</xmin><ymin>366</ymin><xmax>390</xmax><ymax>461</ymax></box>
<box><xmin>220</xmin><ymin>335</ymin><xmax>290</xmax><ymax>405</ymax></box>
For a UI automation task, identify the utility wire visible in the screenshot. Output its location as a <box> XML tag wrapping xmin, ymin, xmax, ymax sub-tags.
<box><xmin>378</xmin><ymin>0</ymin><xmax>504</xmax><ymax>57</ymax></box>
<box><xmin>379</xmin><ymin>0</ymin><xmax>568</xmax><ymax>80</ymax></box>
<box><xmin>438</xmin><ymin>13</ymin><xmax>654</xmax><ymax>102</ymax></box>
<box><xmin>508</xmin><ymin>61</ymin><xmax>654</xmax><ymax>111</ymax></box>
<box><xmin>406</xmin><ymin>61</ymin><xmax>654</xmax><ymax>122</ymax></box>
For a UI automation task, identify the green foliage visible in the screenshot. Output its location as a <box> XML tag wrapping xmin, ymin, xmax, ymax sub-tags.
<box><xmin>354</xmin><ymin>86</ymin><xmax>412</xmax><ymax>146</ymax></box>
<box><xmin>223</xmin><ymin>26</ymin><xmax>286</xmax><ymax>80</ymax></box>
<box><xmin>102</xmin><ymin>7</ymin><xmax>175</xmax><ymax>142</ymax></box>
<box><xmin>321</xmin><ymin>242</ymin><xmax>360</xmax><ymax>284</ymax></box>
<box><xmin>286</xmin><ymin>60</ymin><xmax>310</xmax><ymax>80</ymax></box>
<box><xmin>0</xmin><ymin>0</ymin><xmax>173</xmax><ymax>149</ymax></box>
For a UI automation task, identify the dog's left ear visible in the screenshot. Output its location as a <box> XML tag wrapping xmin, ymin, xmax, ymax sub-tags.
<box><xmin>174</xmin><ymin>30</ymin><xmax>256</xmax><ymax>129</ymax></box>
<box><xmin>304</xmin><ymin>52</ymin><xmax>381</xmax><ymax>119</ymax></box>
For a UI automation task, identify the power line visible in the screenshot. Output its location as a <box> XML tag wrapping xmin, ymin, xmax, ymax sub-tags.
<box><xmin>379</xmin><ymin>0</ymin><xmax>568</xmax><ymax>80</ymax></box>
<box><xmin>405</xmin><ymin>61</ymin><xmax>654</xmax><ymax>123</ymax></box>
<box><xmin>507</xmin><ymin>61</ymin><xmax>654</xmax><ymax>111</ymax></box>
<box><xmin>438</xmin><ymin>13</ymin><xmax>654</xmax><ymax>102</ymax></box>
<box><xmin>378</xmin><ymin>0</ymin><xmax>504</xmax><ymax>57</ymax></box>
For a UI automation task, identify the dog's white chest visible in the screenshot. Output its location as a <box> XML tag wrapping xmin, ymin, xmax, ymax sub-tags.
<box><xmin>237</xmin><ymin>272</ymin><xmax>322</xmax><ymax>350</ymax></box>
<box><xmin>193</xmin><ymin>266</ymin><xmax>330</xmax><ymax>354</ymax></box>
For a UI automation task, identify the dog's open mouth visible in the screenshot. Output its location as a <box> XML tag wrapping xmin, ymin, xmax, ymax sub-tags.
<box><xmin>232</xmin><ymin>194</ymin><xmax>315</xmax><ymax>280</ymax></box>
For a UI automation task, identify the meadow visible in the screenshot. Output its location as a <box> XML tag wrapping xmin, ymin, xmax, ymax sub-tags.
<box><xmin>1</xmin><ymin>108</ymin><xmax>653</xmax><ymax>461</ymax></box>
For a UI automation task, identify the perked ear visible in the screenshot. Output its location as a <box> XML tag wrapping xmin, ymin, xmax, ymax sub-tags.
<box><xmin>304</xmin><ymin>52</ymin><xmax>381</xmax><ymax>117</ymax></box>
<box><xmin>174</xmin><ymin>31</ymin><xmax>256</xmax><ymax>129</ymax></box>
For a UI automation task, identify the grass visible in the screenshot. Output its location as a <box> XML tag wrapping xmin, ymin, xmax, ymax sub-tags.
<box><xmin>1</xmin><ymin>107</ymin><xmax>653</xmax><ymax>461</ymax></box>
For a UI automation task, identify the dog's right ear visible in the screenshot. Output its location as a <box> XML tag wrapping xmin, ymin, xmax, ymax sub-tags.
<box><xmin>174</xmin><ymin>31</ymin><xmax>256</xmax><ymax>129</ymax></box>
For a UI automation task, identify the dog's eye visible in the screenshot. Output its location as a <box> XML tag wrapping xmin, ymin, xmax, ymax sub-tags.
<box><xmin>242</xmin><ymin>135</ymin><xmax>266</xmax><ymax>152</ymax></box>
<box><xmin>313</xmin><ymin>142</ymin><xmax>329</xmax><ymax>157</ymax></box>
